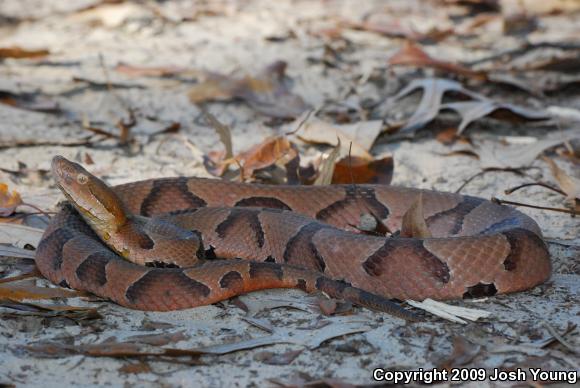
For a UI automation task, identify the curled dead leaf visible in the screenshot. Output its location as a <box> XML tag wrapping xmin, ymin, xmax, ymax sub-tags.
<box><xmin>0</xmin><ymin>47</ymin><xmax>49</xmax><ymax>59</ymax></box>
<box><xmin>0</xmin><ymin>281</ymin><xmax>82</xmax><ymax>301</ymax></box>
<box><xmin>314</xmin><ymin>139</ymin><xmax>341</xmax><ymax>186</ymax></box>
<box><xmin>331</xmin><ymin>155</ymin><xmax>393</xmax><ymax>185</ymax></box>
<box><xmin>114</xmin><ymin>62</ymin><xmax>188</xmax><ymax>77</ymax></box>
<box><xmin>437</xmin><ymin>336</ymin><xmax>481</xmax><ymax>370</ymax></box>
<box><xmin>188</xmin><ymin>61</ymin><xmax>309</xmax><ymax>118</ymax></box>
<box><xmin>0</xmin><ymin>183</ymin><xmax>23</xmax><ymax>217</ymax></box>
<box><xmin>237</xmin><ymin>136</ymin><xmax>298</xmax><ymax>180</ymax></box>
<box><xmin>400</xmin><ymin>193</ymin><xmax>432</xmax><ymax>238</ymax></box>
<box><xmin>392</xmin><ymin>78</ymin><xmax>549</xmax><ymax>135</ymax></box>
<box><xmin>543</xmin><ymin>156</ymin><xmax>579</xmax><ymax>212</ymax></box>
<box><xmin>389</xmin><ymin>41</ymin><xmax>484</xmax><ymax>79</ymax></box>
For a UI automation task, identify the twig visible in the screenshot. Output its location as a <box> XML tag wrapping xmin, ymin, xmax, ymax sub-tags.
<box><xmin>347</xmin><ymin>142</ymin><xmax>354</xmax><ymax>186</ymax></box>
<box><xmin>538</xmin><ymin>323</ymin><xmax>578</xmax><ymax>351</ymax></box>
<box><xmin>541</xmin><ymin>322</ymin><xmax>578</xmax><ymax>354</ymax></box>
<box><xmin>285</xmin><ymin>109</ymin><xmax>314</xmax><ymax>136</ymax></box>
<box><xmin>98</xmin><ymin>54</ymin><xmax>136</xmax><ymax>146</ymax></box>
<box><xmin>20</xmin><ymin>203</ymin><xmax>53</xmax><ymax>219</ymax></box>
<box><xmin>0</xmin><ymin>137</ymin><xmax>103</xmax><ymax>150</ymax></box>
<box><xmin>505</xmin><ymin>182</ymin><xmax>567</xmax><ymax>196</ymax></box>
<box><xmin>455</xmin><ymin>167</ymin><xmax>531</xmax><ymax>193</ymax></box>
<box><xmin>492</xmin><ymin>197</ymin><xmax>578</xmax><ymax>216</ymax></box>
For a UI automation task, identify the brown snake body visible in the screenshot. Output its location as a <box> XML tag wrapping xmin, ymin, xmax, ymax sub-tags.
<box><xmin>35</xmin><ymin>156</ymin><xmax>551</xmax><ymax>319</ymax></box>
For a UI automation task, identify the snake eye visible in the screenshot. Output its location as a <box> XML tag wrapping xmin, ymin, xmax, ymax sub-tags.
<box><xmin>77</xmin><ymin>173</ymin><xmax>88</xmax><ymax>185</ymax></box>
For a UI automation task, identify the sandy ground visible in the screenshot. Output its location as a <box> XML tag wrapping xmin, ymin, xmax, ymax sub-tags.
<box><xmin>0</xmin><ymin>0</ymin><xmax>579</xmax><ymax>387</ymax></box>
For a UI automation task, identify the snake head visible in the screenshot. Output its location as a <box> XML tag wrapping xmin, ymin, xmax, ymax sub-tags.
<box><xmin>52</xmin><ymin>155</ymin><xmax>128</xmax><ymax>234</ymax></box>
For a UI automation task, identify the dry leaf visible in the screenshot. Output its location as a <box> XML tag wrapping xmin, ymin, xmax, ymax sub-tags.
<box><xmin>407</xmin><ymin>299</ymin><xmax>490</xmax><ymax>324</ymax></box>
<box><xmin>294</xmin><ymin>117</ymin><xmax>382</xmax><ymax>158</ymax></box>
<box><xmin>318</xmin><ymin>298</ymin><xmax>338</xmax><ymax>316</ymax></box>
<box><xmin>237</xmin><ymin>136</ymin><xmax>298</xmax><ymax>180</ymax></box>
<box><xmin>400</xmin><ymin>193</ymin><xmax>432</xmax><ymax>238</ymax></box>
<box><xmin>0</xmin><ymin>300</ymin><xmax>101</xmax><ymax>321</ymax></box>
<box><xmin>0</xmin><ymin>223</ymin><xmax>44</xmax><ymax>248</ymax></box>
<box><xmin>202</xmin><ymin>110</ymin><xmax>233</xmax><ymax>159</ymax></box>
<box><xmin>392</xmin><ymin>78</ymin><xmax>548</xmax><ymax>134</ymax></box>
<box><xmin>254</xmin><ymin>349</ymin><xmax>303</xmax><ymax>365</ymax></box>
<box><xmin>0</xmin><ymin>246</ymin><xmax>36</xmax><ymax>259</ymax></box>
<box><xmin>389</xmin><ymin>41</ymin><xmax>484</xmax><ymax>79</ymax></box>
<box><xmin>189</xmin><ymin>61</ymin><xmax>309</xmax><ymax>118</ymax></box>
<box><xmin>0</xmin><ymin>183</ymin><xmax>23</xmax><ymax>217</ymax></box>
<box><xmin>25</xmin><ymin>341</ymin><xmax>202</xmax><ymax>360</ymax></box>
<box><xmin>442</xmin><ymin>100</ymin><xmax>549</xmax><ymax>135</ymax></box>
<box><xmin>314</xmin><ymin>139</ymin><xmax>341</xmax><ymax>186</ymax></box>
<box><xmin>0</xmin><ymin>90</ymin><xmax>60</xmax><ymax>113</ymax></box>
<box><xmin>392</xmin><ymin>78</ymin><xmax>479</xmax><ymax>134</ymax></box>
<box><xmin>543</xmin><ymin>157</ymin><xmax>579</xmax><ymax>200</ymax></box>
<box><xmin>119</xmin><ymin>362</ymin><xmax>152</xmax><ymax>375</ymax></box>
<box><xmin>437</xmin><ymin>336</ymin><xmax>481</xmax><ymax>369</ymax></box>
<box><xmin>342</xmin><ymin>17</ymin><xmax>452</xmax><ymax>43</ymax></box>
<box><xmin>0</xmin><ymin>47</ymin><xmax>49</xmax><ymax>59</ymax></box>
<box><xmin>195</xmin><ymin>316</ymin><xmax>372</xmax><ymax>354</ymax></box>
<box><xmin>543</xmin><ymin>156</ymin><xmax>579</xmax><ymax>211</ymax></box>
<box><xmin>331</xmin><ymin>155</ymin><xmax>393</xmax><ymax>185</ymax></box>
<box><xmin>0</xmin><ymin>281</ymin><xmax>82</xmax><ymax>301</ymax></box>
<box><xmin>237</xmin><ymin>292</ymin><xmax>317</xmax><ymax>316</ymax></box>
<box><xmin>126</xmin><ymin>331</ymin><xmax>189</xmax><ymax>346</ymax></box>
<box><xmin>114</xmin><ymin>63</ymin><xmax>187</xmax><ymax>77</ymax></box>
<box><xmin>459</xmin><ymin>129</ymin><xmax>580</xmax><ymax>169</ymax></box>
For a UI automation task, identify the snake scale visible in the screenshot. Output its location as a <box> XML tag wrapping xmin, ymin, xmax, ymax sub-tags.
<box><xmin>35</xmin><ymin>156</ymin><xmax>551</xmax><ymax>320</ymax></box>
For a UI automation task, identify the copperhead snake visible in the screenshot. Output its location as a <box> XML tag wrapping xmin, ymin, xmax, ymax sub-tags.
<box><xmin>35</xmin><ymin>156</ymin><xmax>551</xmax><ymax>320</ymax></box>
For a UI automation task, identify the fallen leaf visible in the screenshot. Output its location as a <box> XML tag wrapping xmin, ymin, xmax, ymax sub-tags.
<box><xmin>0</xmin><ymin>223</ymin><xmax>44</xmax><ymax>248</ymax></box>
<box><xmin>236</xmin><ymin>136</ymin><xmax>299</xmax><ymax>180</ymax></box>
<box><xmin>407</xmin><ymin>299</ymin><xmax>490</xmax><ymax>324</ymax></box>
<box><xmin>119</xmin><ymin>361</ymin><xmax>152</xmax><ymax>374</ymax></box>
<box><xmin>392</xmin><ymin>78</ymin><xmax>549</xmax><ymax>134</ymax></box>
<box><xmin>196</xmin><ymin>316</ymin><xmax>372</xmax><ymax>354</ymax></box>
<box><xmin>442</xmin><ymin>100</ymin><xmax>549</xmax><ymax>135</ymax></box>
<box><xmin>0</xmin><ymin>90</ymin><xmax>60</xmax><ymax>113</ymax></box>
<box><xmin>543</xmin><ymin>156</ymin><xmax>579</xmax><ymax>211</ymax></box>
<box><xmin>341</xmin><ymin>17</ymin><xmax>453</xmax><ymax>43</ymax></box>
<box><xmin>0</xmin><ymin>300</ymin><xmax>101</xmax><ymax>321</ymax></box>
<box><xmin>470</xmin><ymin>43</ymin><xmax>580</xmax><ymax>73</ymax></box>
<box><xmin>24</xmin><ymin>341</ymin><xmax>202</xmax><ymax>361</ymax></box>
<box><xmin>391</xmin><ymin>78</ymin><xmax>479</xmax><ymax>134</ymax></box>
<box><xmin>389</xmin><ymin>41</ymin><xmax>484</xmax><ymax>79</ymax></box>
<box><xmin>202</xmin><ymin>110</ymin><xmax>233</xmax><ymax>159</ymax></box>
<box><xmin>314</xmin><ymin>139</ymin><xmax>341</xmax><ymax>186</ymax></box>
<box><xmin>331</xmin><ymin>155</ymin><xmax>393</xmax><ymax>185</ymax></box>
<box><xmin>188</xmin><ymin>61</ymin><xmax>309</xmax><ymax>118</ymax></box>
<box><xmin>114</xmin><ymin>62</ymin><xmax>188</xmax><ymax>77</ymax></box>
<box><xmin>0</xmin><ymin>245</ymin><xmax>35</xmax><ymax>259</ymax></box>
<box><xmin>0</xmin><ymin>47</ymin><xmax>49</xmax><ymax>59</ymax></box>
<box><xmin>437</xmin><ymin>336</ymin><xmax>481</xmax><ymax>369</ymax></box>
<box><xmin>400</xmin><ymin>193</ymin><xmax>432</xmax><ymax>238</ymax></box>
<box><xmin>465</xmin><ymin>129</ymin><xmax>580</xmax><ymax>169</ymax></box>
<box><xmin>318</xmin><ymin>299</ymin><xmax>338</xmax><ymax>316</ymax></box>
<box><xmin>294</xmin><ymin>117</ymin><xmax>383</xmax><ymax>158</ymax></box>
<box><xmin>0</xmin><ymin>281</ymin><xmax>82</xmax><ymax>301</ymax></box>
<box><xmin>254</xmin><ymin>349</ymin><xmax>303</xmax><ymax>365</ymax></box>
<box><xmin>187</xmin><ymin>72</ymin><xmax>238</xmax><ymax>103</ymax></box>
<box><xmin>0</xmin><ymin>184</ymin><xmax>23</xmax><ymax>217</ymax></box>
<box><xmin>237</xmin><ymin>292</ymin><xmax>317</xmax><ymax>316</ymax></box>
<box><xmin>126</xmin><ymin>331</ymin><xmax>189</xmax><ymax>346</ymax></box>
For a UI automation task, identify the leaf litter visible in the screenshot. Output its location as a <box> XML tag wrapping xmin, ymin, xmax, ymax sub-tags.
<box><xmin>1</xmin><ymin>0</ymin><xmax>579</xmax><ymax>385</ymax></box>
